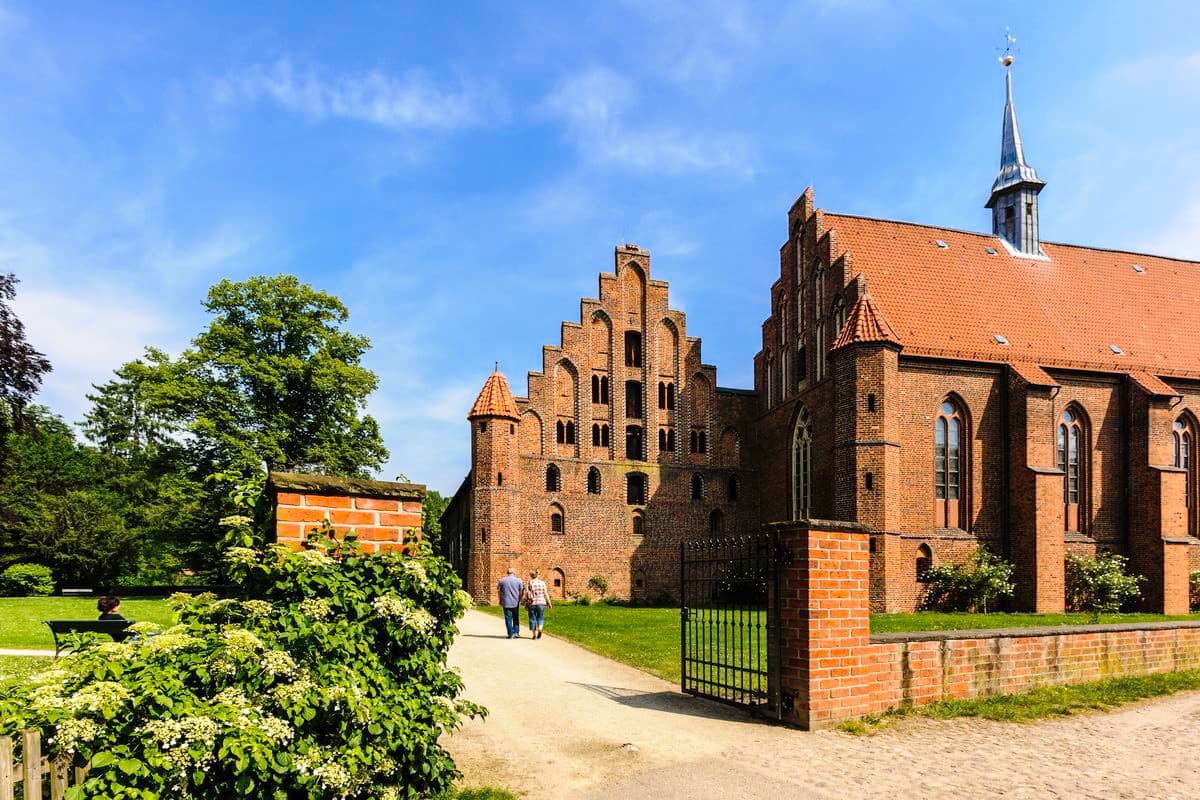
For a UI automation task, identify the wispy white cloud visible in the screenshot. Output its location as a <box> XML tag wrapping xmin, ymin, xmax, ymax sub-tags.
<box><xmin>542</xmin><ymin>66</ymin><xmax>753</xmax><ymax>176</ymax></box>
<box><xmin>213</xmin><ymin>58</ymin><xmax>502</xmax><ymax>131</ymax></box>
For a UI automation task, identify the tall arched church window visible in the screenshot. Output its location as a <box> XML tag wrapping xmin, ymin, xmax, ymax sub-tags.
<box><xmin>792</xmin><ymin>406</ymin><xmax>812</xmax><ymax>520</ymax></box>
<box><xmin>934</xmin><ymin>398</ymin><xmax>967</xmax><ymax>529</ymax></box>
<box><xmin>592</xmin><ymin>375</ymin><xmax>600</xmax><ymax>403</ymax></box>
<box><xmin>765</xmin><ymin>353</ymin><xmax>774</xmax><ymax>409</ymax></box>
<box><xmin>1175</xmin><ymin>417</ymin><xmax>1197</xmax><ymax>535</ymax></box>
<box><xmin>1058</xmin><ymin>407</ymin><xmax>1088</xmax><ymax>533</ymax></box>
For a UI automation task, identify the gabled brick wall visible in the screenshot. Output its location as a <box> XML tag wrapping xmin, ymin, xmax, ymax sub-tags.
<box><xmin>269</xmin><ymin>472</ymin><xmax>425</xmax><ymax>554</ymax></box>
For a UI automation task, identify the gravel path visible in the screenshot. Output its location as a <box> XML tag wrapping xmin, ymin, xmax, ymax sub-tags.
<box><xmin>445</xmin><ymin>609</ymin><xmax>1200</xmax><ymax>799</ymax></box>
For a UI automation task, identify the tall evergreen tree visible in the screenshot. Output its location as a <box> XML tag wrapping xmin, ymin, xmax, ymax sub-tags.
<box><xmin>0</xmin><ymin>274</ymin><xmax>52</xmax><ymax>441</ymax></box>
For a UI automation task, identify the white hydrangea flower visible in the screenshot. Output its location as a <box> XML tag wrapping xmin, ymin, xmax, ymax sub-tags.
<box><xmin>454</xmin><ymin>589</ymin><xmax>474</xmax><ymax>609</ymax></box>
<box><xmin>261</xmin><ymin>650</ymin><xmax>296</xmax><ymax>677</ymax></box>
<box><xmin>144</xmin><ymin>632</ymin><xmax>201</xmax><ymax>654</ymax></box>
<box><xmin>67</xmin><ymin>681</ymin><xmax>131</xmax><ymax>713</ymax></box>
<box><xmin>219</xmin><ymin>515</ymin><xmax>254</xmax><ymax>529</ymax></box>
<box><xmin>29</xmin><ymin>684</ymin><xmax>68</xmax><ymax>712</ymax></box>
<box><xmin>126</xmin><ymin>621</ymin><xmax>162</xmax><ymax>635</ymax></box>
<box><xmin>52</xmin><ymin>718</ymin><xmax>101</xmax><ymax>754</ymax></box>
<box><xmin>212</xmin><ymin>687</ymin><xmax>250</xmax><ymax>707</ymax></box>
<box><xmin>292</xmin><ymin>549</ymin><xmax>333</xmax><ymax>567</ymax></box>
<box><xmin>299</xmin><ymin>598</ymin><xmax>332</xmax><ymax>620</ymax></box>
<box><xmin>143</xmin><ymin>717</ymin><xmax>220</xmax><ymax>770</ymax></box>
<box><xmin>224</xmin><ymin>545</ymin><xmax>258</xmax><ymax>567</ymax></box>
<box><xmin>222</xmin><ymin>628</ymin><xmax>264</xmax><ymax>653</ymax></box>
<box><xmin>272</xmin><ymin>675</ymin><xmax>315</xmax><ymax>704</ymax></box>
<box><xmin>403</xmin><ymin>560</ymin><xmax>429</xmax><ymax>586</ymax></box>
<box><xmin>241</xmin><ymin>600</ymin><xmax>273</xmax><ymax>617</ymax></box>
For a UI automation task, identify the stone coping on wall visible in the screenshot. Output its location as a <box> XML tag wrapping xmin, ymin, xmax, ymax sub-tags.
<box><xmin>870</xmin><ymin>619</ymin><xmax>1200</xmax><ymax>644</ymax></box>
<box><xmin>268</xmin><ymin>471</ymin><xmax>426</xmax><ymax>500</ymax></box>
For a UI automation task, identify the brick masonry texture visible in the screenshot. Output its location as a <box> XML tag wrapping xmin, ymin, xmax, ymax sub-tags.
<box><xmin>775</xmin><ymin>522</ymin><xmax>1200</xmax><ymax>729</ymax></box>
<box><xmin>269</xmin><ymin>472</ymin><xmax>425</xmax><ymax>554</ymax></box>
<box><xmin>445</xmin><ymin>186</ymin><xmax>1200</xmax><ymax>612</ymax></box>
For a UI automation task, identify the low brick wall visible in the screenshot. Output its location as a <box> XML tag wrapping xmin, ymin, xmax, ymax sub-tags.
<box><xmin>269</xmin><ymin>472</ymin><xmax>425</xmax><ymax>554</ymax></box>
<box><xmin>773</xmin><ymin>521</ymin><xmax>1200</xmax><ymax>729</ymax></box>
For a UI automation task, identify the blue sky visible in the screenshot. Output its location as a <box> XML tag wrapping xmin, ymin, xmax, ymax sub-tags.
<box><xmin>3</xmin><ymin>1</ymin><xmax>1199</xmax><ymax>494</ymax></box>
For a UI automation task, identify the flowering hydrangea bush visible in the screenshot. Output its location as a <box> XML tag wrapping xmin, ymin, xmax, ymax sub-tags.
<box><xmin>0</xmin><ymin>530</ymin><xmax>481</xmax><ymax>799</ymax></box>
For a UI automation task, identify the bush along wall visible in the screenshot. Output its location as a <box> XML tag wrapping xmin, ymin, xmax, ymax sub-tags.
<box><xmin>0</xmin><ymin>528</ymin><xmax>482</xmax><ymax>799</ymax></box>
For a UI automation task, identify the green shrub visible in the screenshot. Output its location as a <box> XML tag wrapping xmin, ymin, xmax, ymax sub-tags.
<box><xmin>920</xmin><ymin>548</ymin><xmax>1014</xmax><ymax>613</ymax></box>
<box><xmin>0</xmin><ymin>563</ymin><xmax>54</xmax><ymax>596</ymax></box>
<box><xmin>0</xmin><ymin>528</ymin><xmax>481</xmax><ymax>799</ymax></box>
<box><xmin>599</xmin><ymin>594</ymin><xmax>623</xmax><ymax>606</ymax></box>
<box><xmin>586</xmin><ymin>575</ymin><xmax>609</xmax><ymax>596</ymax></box>
<box><xmin>570</xmin><ymin>592</ymin><xmax>592</xmax><ymax>606</ymax></box>
<box><xmin>1066</xmin><ymin>552</ymin><xmax>1144</xmax><ymax>621</ymax></box>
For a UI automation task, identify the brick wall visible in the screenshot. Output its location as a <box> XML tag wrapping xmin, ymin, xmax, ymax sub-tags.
<box><xmin>775</xmin><ymin>521</ymin><xmax>1200</xmax><ymax>729</ymax></box>
<box><xmin>269</xmin><ymin>472</ymin><xmax>425</xmax><ymax>554</ymax></box>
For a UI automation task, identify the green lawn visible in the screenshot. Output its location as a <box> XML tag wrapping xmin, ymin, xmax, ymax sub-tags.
<box><xmin>871</xmin><ymin>611</ymin><xmax>1200</xmax><ymax>633</ymax></box>
<box><xmin>477</xmin><ymin>604</ymin><xmax>1200</xmax><ymax>686</ymax></box>
<box><xmin>0</xmin><ymin>655</ymin><xmax>54</xmax><ymax>683</ymax></box>
<box><xmin>0</xmin><ymin>597</ymin><xmax>176</xmax><ymax>650</ymax></box>
<box><xmin>841</xmin><ymin>668</ymin><xmax>1200</xmax><ymax>733</ymax></box>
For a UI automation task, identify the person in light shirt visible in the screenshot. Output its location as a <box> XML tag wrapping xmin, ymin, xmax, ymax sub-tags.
<box><xmin>524</xmin><ymin>569</ymin><xmax>551</xmax><ymax>640</ymax></box>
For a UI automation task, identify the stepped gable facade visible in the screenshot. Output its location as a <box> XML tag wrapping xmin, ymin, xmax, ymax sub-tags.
<box><xmin>443</xmin><ymin>245</ymin><xmax>757</xmax><ymax>604</ymax></box>
<box><xmin>445</xmin><ymin>62</ymin><xmax>1200</xmax><ymax>613</ymax></box>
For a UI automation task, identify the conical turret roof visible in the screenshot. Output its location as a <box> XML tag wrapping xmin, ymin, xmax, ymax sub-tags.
<box><xmin>468</xmin><ymin>369</ymin><xmax>520</xmax><ymax>421</ymax></box>
<box><xmin>832</xmin><ymin>291</ymin><xmax>902</xmax><ymax>350</ymax></box>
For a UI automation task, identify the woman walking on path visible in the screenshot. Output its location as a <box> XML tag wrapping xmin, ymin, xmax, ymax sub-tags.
<box><xmin>525</xmin><ymin>570</ymin><xmax>551</xmax><ymax>639</ymax></box>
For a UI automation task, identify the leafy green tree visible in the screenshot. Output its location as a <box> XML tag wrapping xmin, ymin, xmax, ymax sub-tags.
<box><xmin>421</xmin><ymin>489</ymin><xmax>450</xmax><ymax>550</ymax></box>
<box><xmin>144</xmin><ymin>275</ymin><xmax>388</xmax><ymax>475</ymax></box>
<box><xmin>0</xmin><ymin>273</ymin><xmax>52</xmax><ymax>443</ymax></box>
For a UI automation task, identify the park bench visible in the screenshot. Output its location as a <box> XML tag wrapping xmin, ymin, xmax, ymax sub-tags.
<box><xmin>44</xmin><ymin>619</ymin><xmax>134</xmax><ymax>657</ymax></box>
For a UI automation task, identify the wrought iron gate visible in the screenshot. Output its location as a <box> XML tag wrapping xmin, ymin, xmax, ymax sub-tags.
<box><xmin>680</xmin><ymin>531</ymin><xmax>785</xmax><ymax>719</ymax></box>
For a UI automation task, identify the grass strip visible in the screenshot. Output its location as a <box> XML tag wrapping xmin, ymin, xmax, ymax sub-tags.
<box><xmin>839</xmin><ymin>669</ymin><xmax>1200</xmax><ymax>733</ymax></box>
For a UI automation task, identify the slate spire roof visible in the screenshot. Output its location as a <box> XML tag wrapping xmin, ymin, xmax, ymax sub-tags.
<box><xmin>831</xmin><ymin>290</ymin><xmax>902</xmax><ymax>350</ymax></box>
<box><xmin>987</xmin><ymin>68</ymin><xmax>1044</xmax><ymax>207</ymax></box>
<box><xmin>468</xmin><ymin>368</ymin><xmax>520</xmax><ymax>421</ymax></box>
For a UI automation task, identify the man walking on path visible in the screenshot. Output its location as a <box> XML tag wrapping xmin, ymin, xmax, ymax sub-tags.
<box><xmin>498</xmin><ymin>568</ymin><xmax>525</xmax><ymax>639</ymax></box>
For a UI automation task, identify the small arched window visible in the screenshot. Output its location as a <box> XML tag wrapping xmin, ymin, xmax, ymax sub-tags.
<box><xmin>545</xmin><ymin>464</ymin><xmax>560</xmax><ymax>492</ymax></box>
<box><xmin>587</xmin><ymin>467</ymin><xmax>601</xmax><ymax>495</ymax></box>
<box><xmin>624</xmin><ymin>331</ymin><xmax>642</xmax><ymax>367</ymax></box>
<box><xmin>934</xmin><ymin>398</ymin><xmax>967</xmax><ymax>529</ymax></box>
<box><xmin>1057</xmin><ymin>406</ymin><xmax>1088</xmax><ymax>533</ymax></box>
<box><xmin>591</xmin><ymin>374</ymin><xmax>601</xmax><ymax>403</ymax></box>
<box><xmin>665</xmin><ymin>429</ymin><xmax>675</xmax><ymax>452</ymax></box>
<box><xmin>601</xmin><ymin>376</ymin><xmax>609</xmax><ymax>404</ymax></box>
<box><xmin>565</xmin><ymin>421</ymin><xmax>576</xmax><ymax>445</ymax></box>
<box><xmin>601</xmin><ymin>424</ymin><xmax>610</xmax><ymax>447</ymax></box>
<box><xmin>550</xmin><ymin>506</ymin><xmax>564</xmax><ymax>533</ymax></box>
<box><xmin>658</xmin><ymin>428</ymin><xmax>667</xmax><ymax>451</ymax></box>
<box><xmin>592</xmin><ymin>423</ymin><xmax>601</xmax><ymax>447</ymax></box>
<box><xmin>916</xmin><ymin>543</ymin><xmax>933</xmax><ymax>582</ymax></box>
<box><xmin>691</xmin><ymin>473</ymin><xmax>703</xmax><ymax>501</ymax></box>
<box><xmin>667</xmin><ymin>383</ymin><xmax>675</xmax><ymax>409</ymax></box>
<box><xmin>497</xmin><ymin>472</ymin><xmax>504</xmax><ymax>486</ymax></box>
<box><xmin>632</xmin><ymin>510</ymin><xmax>645</xmax><ymax>536</ymax></box>
<box><xmin>727</xmin><ymin>475</ymin><xmax>739</xmax><ymax>502</ymax></box>
<box><xmin>709</xmin><ymin>509</ymin><xmax>724</xmax><ymax>536</ymax></box>
<box><xmin>658</xmin><ymin>382</ymin><xmax>667</xmax><ymax>409</ymax></box>
<box><xmin>556</xmin><ymin>420</ymin><xmax>565</xmax><ymax>444</ymax></box>
<box><xmin>1175</xmin><ymin>416</ymin><xmax>1197</xmax><ymax>535</ymax></box>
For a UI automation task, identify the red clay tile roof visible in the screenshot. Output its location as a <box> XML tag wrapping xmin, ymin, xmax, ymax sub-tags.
<box><xmin>1008</xmin><ymin>361</ymin><xmax>1059</xmax><ymax>388</ymax></box>
<box><xmin>468</xmin><ymin>370</ymin><xmax>520</xmax><ymax>420</ymax></box>
<box><xmin>831</xmin><ymin>291</ymin><xmax>901</xmax><ymax>350</ymax></box>
<box><xmin>1129</xmin><ymin>371</ymin><xmax>1181</xmax><ymax>398</ymax></box>
<box><xmin>825</xmin><ymin>213</ymin><xmax>1200</xmax><ymax>379</ymax></box>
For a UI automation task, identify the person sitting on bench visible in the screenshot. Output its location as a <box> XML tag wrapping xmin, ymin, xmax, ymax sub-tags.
<box><xmin>97</xmin><ymin>595</ymin><xmax>125</xmax><ymax>621</ymax></box>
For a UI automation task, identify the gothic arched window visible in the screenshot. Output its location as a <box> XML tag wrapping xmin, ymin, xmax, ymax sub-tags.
<box><xmin>626</xmin><ymin>472</ymin><xmax>647</xmax><ymax>505</ymax></box>
<box><xmin>916</xmin><ymin>543</ymin><xmax>933</xmax><ymax>582</ymax></box>
<box><xmin>691</xmin><ymin>473</ymin><xmax>702</xmax><ymax>501</ymax></box>
<box><xmin>934</xmin><ymin>398</ymin><xmax>967</xmax><ymax>529</ymax></box>
<box><xmin>666</xmin><ymin>383</ymin><xmax>675</xmax><ymax>410</ymax></box>
<box><xmin>709</xmin><ymin>508</ymin><xmax>724</xmax><ymax>536</ymax></box>
<box><xmin>550</xmin><ymin>504</ymin><xmax>564</xmax><ymax>533</ymax></box>
<box><xmin>545</xmin><ymin>464</ymin><xmax>560</xmax><ymax>492</ymax></box>
<box><xmin>591</xmin><ymin>374</ymin><xmax>601</xmax><ymax>403</ymax></box>
<box><xmin>1175</xmin><ymin>416</ymin><xmax>1197</xmax><ymax>535</ymax></box>
<box><xmin>565</xmin><ymin>421</ymin><xmax>575</xmax><ymax>445</ymax></box>
<box><xmin>587</xmin><ymin>467</ymin><xmax>601</xmax><ymax>495</ymax></box>
<box><xmin>1058</xmin><ymin>406</ymin><xmax>1088</xmax><ymax>533</ymax></box>
<box><xmin>792</xmin><ymin>405</ymin><xmax>812</xmax><ymax>520</ymax></box>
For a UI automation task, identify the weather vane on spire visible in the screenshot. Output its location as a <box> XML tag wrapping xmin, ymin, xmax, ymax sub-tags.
<box><xmin>998</xmin><ymin>27</ymin><xmax>1018</xmax><ymax>68</ymax></box>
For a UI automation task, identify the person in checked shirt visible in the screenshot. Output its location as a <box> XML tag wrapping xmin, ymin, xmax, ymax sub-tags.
<box><xmin>525</xmin><ymin>569</ymin><xmax>552</xmax><ymax>639</ymax></box>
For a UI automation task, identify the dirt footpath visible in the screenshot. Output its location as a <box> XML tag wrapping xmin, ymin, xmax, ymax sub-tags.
<box><xmin>445</xmin><ymin>610</ymin><xmax>1200</xmax><ymax>799</ymax></box>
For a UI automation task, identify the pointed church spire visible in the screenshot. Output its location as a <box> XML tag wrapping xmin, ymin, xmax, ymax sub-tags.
<box><xmin>986</xmin><ymin>37</ymin><xmax>1045</xmax><ymax>256</ymax></box>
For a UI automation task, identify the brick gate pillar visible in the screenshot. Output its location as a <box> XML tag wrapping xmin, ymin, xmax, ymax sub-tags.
<box><xmin>269</xmin><ymin>472</ymin><xmax>425</xmax><ymax>554</ymax></box>
<box><xmin>772</xmin><ymin>520</ymin><xmax>884</xmax><ymax>729</ymax></box>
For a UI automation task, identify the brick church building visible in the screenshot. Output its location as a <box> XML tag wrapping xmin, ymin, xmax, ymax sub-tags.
<box><xmin>443</xmin><ymin>64</ymin><xmax>1200</xmax><ymax>614</ymax></box>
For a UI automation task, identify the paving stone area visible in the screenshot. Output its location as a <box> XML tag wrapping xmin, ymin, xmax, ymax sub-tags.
<box><xmin>446</xmin><ymin>610</ymin><xmax>1200</xmax><ymax>799</ymax></box>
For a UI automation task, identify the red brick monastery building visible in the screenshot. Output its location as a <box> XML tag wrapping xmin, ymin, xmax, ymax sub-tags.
<box><xmin>443</xmin><ymin>66</ymin><xmax>1200</xmax><ymax>614</ymax></box>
